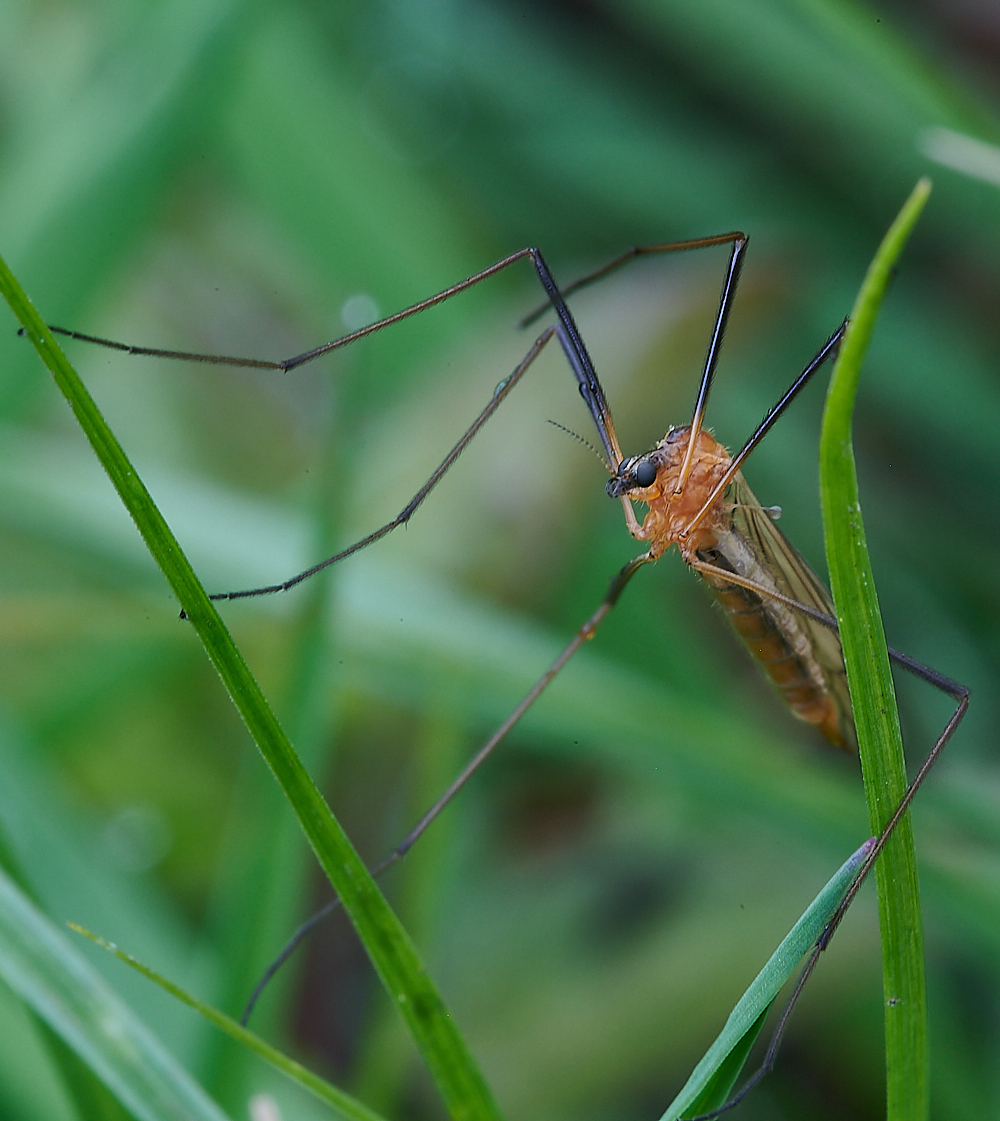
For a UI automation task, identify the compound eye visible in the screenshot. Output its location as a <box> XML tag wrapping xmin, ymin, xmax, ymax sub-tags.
<box><xmin>634</xmin><ymin>459</ymin><xmax>656</xmax><ymax>488</ymax></box>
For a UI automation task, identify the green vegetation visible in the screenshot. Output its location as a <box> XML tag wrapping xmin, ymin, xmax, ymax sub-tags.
<box><xmin>819</xmin><ymin>178</ymin><xmax>931</xmax><ymax>1120</ymax></box>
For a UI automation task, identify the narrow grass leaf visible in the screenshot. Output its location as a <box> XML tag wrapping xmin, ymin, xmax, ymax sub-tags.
<box><xmin>36</xmin><ymin>1024</ymin><xmax>139</xmax><ymax>1121</ymax></box>
<box><xmin>0</xmin><ymin>866</ymin><xmax>230</xmax><ymax>1121</ymax></box>
<box><xmin>819</xmin><ymin>178</ymin><xmax>932</xmax><ymax>1121</ymax></box>
<box><xmin>71</xmin><ymin>925</ymin><xmax>389</xmax><ymax>1121</ymax></box>
<box><xmin>660</xmin><ymin>838</ymin><xmax>875</xmax><ymax>1121</ymax></box>
<box><xmin>678</xmin><ymin>1005</ymin><xmax>771</xmax><ymax>1121</ymax></box>
<box><xmin>0</xmin><ymin>824</ymin><xmax>134</xmax><ymax>1120</ymax></box>
<box><xmin>0</xmin><ymin>257</ymin><xmax>501</xmax><ymax>1121</ymax></box>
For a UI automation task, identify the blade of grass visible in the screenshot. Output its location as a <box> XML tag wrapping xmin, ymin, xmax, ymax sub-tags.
<box><xmin>0</xmin><ymin>865</ymin><xmax>230</xmax><ymax>1121</ymax></box>
<box><xmin>660</xmin><ymin>838</ymin><xmax>875</xmax><ymax>1121</ymax></box>
<box><xmin>0</xmin><ymin>257</ymin><xmax>502</xmax><ymax>1121</ymax></box>
<box><xmin>71</xmin><ymin>924</ymin><xmax>389</xmax><ymax>1121</ymax></box>
<box><xmin>0</xmin><ymin>821</ymin><xmax>135</xmax><ymax>1121</ymax></box>
<box><xmin>36</xmin><ymin>1029</ymin><xmax>136</xmax><ymax>1121</ymax></box>
<box><xmin>677</xmin><ymin>1006</ymin><xmax>770</xmax><ymax>1121</ymax></box>
<box><xmin>819</xmin><ymin>177</ymin><xmax>932</xmax><ymax>1121</ymax></box>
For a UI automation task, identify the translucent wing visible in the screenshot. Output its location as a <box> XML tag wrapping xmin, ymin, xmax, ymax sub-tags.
<box><xmin>720</xmin><ymin>475</ymin><xmax>856</xmax><ymax>751</ymax></box>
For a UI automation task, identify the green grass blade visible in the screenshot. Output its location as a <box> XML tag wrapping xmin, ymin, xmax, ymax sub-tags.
<box><xmin>819</xmin><ymin>178</ymin><xmax>932</xmax><ymax>1121</ymax></box>
<box><xmin>679</xmin><ymin>1005</ymin><xmax>771</xmax><ymax>1121</ymax></box>
<box><xmin>660</xmin><ymin>839</ymin><xmax>875</xmax><ymax>1121</ymax></box>
<box><xmin>0</xmin><ymin>865</ymin><xmax>230</xmax><ymax>1121</ymax></box>
<box><xmin>71</xmin><ymin>925</ymin><xmax>389</xmax><ymax>1121</ymax></box>
<box><xmin>35</xmin><ymin>1025</ymin><xmax>138</xmax><ymax>1121</ymax></box>
<box><xmin>0</xmin><ymin>822</ymin><xmax>134</xmax><ymax>1121</ymax></box>
<box><xmin>0</xmin><ymin>258</ymin><xmax>502</xmax><ymax>1121</ymax></box>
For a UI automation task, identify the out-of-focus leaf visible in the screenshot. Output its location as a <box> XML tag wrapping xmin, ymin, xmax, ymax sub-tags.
<box><xmin>820</xmin><ymin>180</ymin><xmax>933</xmax><ymax>1119</ymax></box>
<box><xmin>0</xmin><ymin>865</ymin><xmax>229</xmax><ymax>1121</ymax></box>
<box><xmin>73</xmin><ymin>924</ymin><xmax>388</xmax><ymax>1121</ymax></box>
<box><xmin>661</xmin><ymin>839</ymin><xmax>874</xmax><ymax>1120</ymax></box>
<box><xmin>0</xmin><ymin>251</ymin><xmax>501</xmax><ymax>1121</ymax></box>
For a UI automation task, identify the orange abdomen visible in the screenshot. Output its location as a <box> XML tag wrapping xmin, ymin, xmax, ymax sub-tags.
<box><xmin>705</xmin><ymin>576</ymin><xmax>847</xmax><ymax>749</ymax></box>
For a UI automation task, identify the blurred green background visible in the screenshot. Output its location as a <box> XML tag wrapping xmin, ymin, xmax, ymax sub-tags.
<box><xmin>1</xmin><ymin>1</ymin><xmax>999</xmax><ymax>1118</ymax></box>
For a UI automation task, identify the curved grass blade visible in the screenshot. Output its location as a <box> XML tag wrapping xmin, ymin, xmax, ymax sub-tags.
<box><xmin>677</xmin><ymin>1006</ymin><xmax>769</xmax><ymax>1121</ymax></box>
<box><xmin>660</xmin><ymin>839</ymin><xmax>875</xmax><ymax>1121</ymax></box>
<box><xmin>0</xmin><ymin>822</ymin><xmax>134</xmax><ymax>1121</ymax></box>
<box><xmin>0</xmin><ymin>257</ymin><xmax>501</xmax><ymax>1121</ymax></box>
<box><xmin>0</xmin><ymin>865</ymin><xmax>229</xmax><ymax>1121</ymax></box>
<box><xmin>819</xmin><ymin>178</ymin><xmax>933</xmax><ymax>1120</ymax></box>
<box><xmin>71</xmin><ymin>924</ymin><xmax>388</xmax><ymax>1121</ymax></box>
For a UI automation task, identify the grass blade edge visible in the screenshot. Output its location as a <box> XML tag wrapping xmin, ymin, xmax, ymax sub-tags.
<box><xmin>0</xmin><ymin>254</ymin><xmax>502</xmax><ymax>1121</ymax></box>
<box><xmin>818</xmin><ymin>177</ymin><xmax>932</xmax><ymax>1121</ymax></box>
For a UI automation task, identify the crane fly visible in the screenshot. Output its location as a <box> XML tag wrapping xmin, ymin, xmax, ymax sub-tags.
<box><xmin>589</xmin><ymin>340</ymin><xmax>856</xmax><ymax>753</ymax></box>
<box><xmin>41</xmin><ymin>232</ymin><xmax>968</xmax><ymax>1116</ymax></box>
<box><xmin>48</xmin><ymin>234</ymin><xmax>854</xmax><ymax>750</ymax></box>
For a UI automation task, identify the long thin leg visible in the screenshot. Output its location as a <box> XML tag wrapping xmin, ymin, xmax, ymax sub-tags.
<box><xmin>37</xmin><ymin>249</ymin><xmax>543</xmax><ymax>370</ymax></box>
<box><xmin>211</xmin><ymin>325</ymin><xmax>554</xmax><ymax>602</ymax></box>
<box><xmin>677</xmin><ymin>562</ymin><xmax>969</xmax><ymax>1120</ymax></box>
<box><xmin>240</xmin><ymin>550</ymin><xmax>654</xmax><ymax>1024</ymax></box>
<box><xmin>521</xmin><ymin>231</ymin><xmax>752</xmax><ymax>479</ymax></box>
<box><xmin>518</xmin><ymin>232</ymin><xmax>747</xmax><ymax>328</ymax></box>
<box><xmin>687</xmin><ymin>558</ymin><xmax>967</xmax><ymax>699</ymax></box>
<box><xmin>37</xmin><ymin>246</ymin><xmax>624</xmax><ymax>463</ymax></box>
<box><xmin>243</xmin><ymin>551</ymin><xmax>967</xmax><ymax>1035</ymax></box>
<box><xmin>211</xmin><ymin>297</ymin><xmax>625</xmax><ymax>603</ymax></box>
<box><xmin>674</xmin><ymin>235</ymin><xmax>748</xmax><ymax>493</ymax></box>
<box><xmin>528</xmin><ymin>234</ymin><xmax>751</xmax><ymax>494</ymax></box>
<box><xmin>44</xmin><ymin>238</ymin><xmax>755</xmax><ymax>470</ymax></box>
<box><xmin>214</xmin><ymin>291</ymin><xmax>629</xmax><ymax>600</ymax></box>
<box><xmin>680</xmin><ymin>320</ymin><xmax>847</xmax><ymax>543</ymax></box>
<box><xmin>689</xmin><ymin>682</ymin><xmax>968</xmax><ymax>1121</ymax></box>
<box><xmin>46</xmin><ymin>238</ymin><xmax>768</xmax><ymax>603</ymax></box>
<box><xmin>43</xmin><ymin>244</ymin><xmax>630</xmax><ymax>603</ymax></box>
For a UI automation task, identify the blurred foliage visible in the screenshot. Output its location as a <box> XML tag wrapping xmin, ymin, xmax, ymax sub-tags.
<box><xmin>0</xmin><ymin>1</ymin><xmax>998</xmax><ymax>1119</ymax></box>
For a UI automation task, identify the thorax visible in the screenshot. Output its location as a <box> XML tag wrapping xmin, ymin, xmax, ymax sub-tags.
<box><xmin>632</xmin><ymin>427</ymin><xmax>733</xmax><ymax>558</ymax></box>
